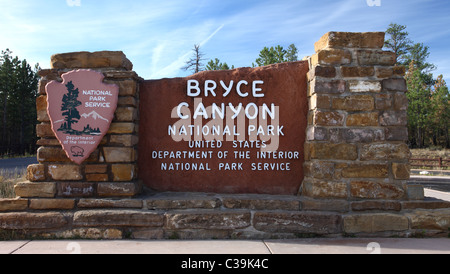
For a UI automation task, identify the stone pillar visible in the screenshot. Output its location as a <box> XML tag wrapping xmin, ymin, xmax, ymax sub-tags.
<box><xmin>17</xmin><ymin>51</ymin><xmax>141</xmax><ymax>199</ymax></box>
<box><xmin>303</xmin><ymin>32</ymin><xmax>412</xmax><ymax>200</ymax></box>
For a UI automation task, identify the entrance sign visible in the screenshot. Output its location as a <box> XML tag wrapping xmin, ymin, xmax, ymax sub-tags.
<box><xmin>139</xmin><ymin>62</ymin><xmax>309</xmax><ymax>195</ymax></box>
<box><xmin>46</xmin><ymin>69</ymin><xmax>119</xmax><ymax>165</ymax></box>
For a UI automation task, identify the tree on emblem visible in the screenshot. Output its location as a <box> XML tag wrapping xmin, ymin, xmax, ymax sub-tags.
<box><xmin>59</xmin><ymin>81</ymin><xmax>81</xmax><ymax>134</ymax></box>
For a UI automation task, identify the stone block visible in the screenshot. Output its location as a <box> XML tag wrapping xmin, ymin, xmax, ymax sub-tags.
<box><xmin>51</xmin><ymin>228</ymin><xmax>123</xmax><ymax>240</ymax></box>
<box><xmin>86</xmin><ymin>173</ymin><xmax>109</xmax><ymax>182</ymax></box>
<box><xmin>118</xmin><ymin>96</ymin><xmax>138</xmax><ymax>107</ymax></box>
<box><xmin>380</xmin><ymin>110</ymin><xmax>408</xmax><ymax>126</ymax></box>
<box><xmin>332</xmin><ymin>95</ymin><xmax>374</xmax><ymax>111</ymax></box>
<box><xmin>406</xmin><ymin>209</ymin><xmax>450</xmax><ymax>231</ymax></box>
<box><xmin>103</xmin><ymin>147</ymin><xmax>135</xmax><ymax>163</ymax></box>
<box><xmin>392</xmin><ymin>163</ymin><xmax>410</xmax><ymax>180</ymax></box>
<box><xmin>360</xmin><ymin>143</ymin><xmax>410</xmax><ymax>160</ymax></box>
<box><xmin>97</xmin><ymin>182</ymin><xmax>138</xmax><ymax>197</ymax></box>
<box><xmin>0</xmin><ymin>198</ymin><xmax>28</xmax><ymax>212</ymax></box>
<box><xmin>253</xmin><ymin>211</ymin><xmax>342</xmax><ymax>234</ymax></box>
<box><xmin>350</xmin><ymin>181</ymin><xmax>406</xmax><ymax>199</ymax></box>
<box><xmin>343</xmin><ymin>213</ymin><xmax>408</xmax><ymax>233</ymax></box>
<box><xmin>357</xmin><ymin>50</ymin><xmax>396</xmax><ymax>66</ymax></box>
<box><xmin>302</xmin><ymin>180</ymin><xmax>347</xmax><ymax>199</ymax></box>
<box><xmin>37</xmin><ymin>146</ymin><xmax>70</xmax><ymax>162</ymax></box>
<box><xmin>47</xmin><ymin>164</ymin><xmax>83</xmax><ymax>181</ymax></box>
<box><xmin>341</xmin><ymin>66</ymin><xmax>375</xmax><ymax>78</ymax></box>
<box><xmin>348</xmin><ymin>80</ymin><xmax>381</xmax><ymax>93</ymax></box>
<box><xmin>36</xmin><ymin>95</ymin><xmax>49</xmax><ymax>122</ymax></box>
<box><xmin>165</xmin><ymin>210</ymin><xmax>251</xmax><ymax>230</ymax></box>
<box><xmin>382</xmin><ymin>78</ymin><xmax>407</xmax><ymax>92</ymax></box>
<box><xmin>111</xmin><ymin>164</ymin><xmax>136</xmax><ymax>181</ymax></box>
<box><xmin>407</xmin><ymin>185</ymin><xmax>425</xmax><ymax>201</ymax></box>
<box><xmin>221</xmin><ymin>195</ymin><xmax>300</xmax><ymax>211</ymax></box>
<box><xmin>51</xmin><ymin>51</ymin><xmax>133</xmax><ymax>70</ymax></box>
<box><xmin>57</xmin><ymin>182</ymin><xmax>95</xmax><ymax>197</ymax></box>
<box><xmin>314</xmin><ymin>32</ymin><xmax>385</xmax><ymax>52</ymax></box>
<box><xmin>104</xmin><ymin>79</ymin><xmax>137</xmax><ymax>96</ymax></box>
<box><xmin>402</xmin><ymin>200</ymin><xmax>450</xmax><ymax>210</ymax></box>
<box><xmin>351</xmin><ymin>200</ymin><xmax>402</xmax><ymax>211</ymax></box>
<box><xmin>27</xmin><ymin>164</ymin><xmax>46</xmax><ymax>182</ymax></box>
<box><xmin>29</xmin><ymin>199</ymin><xmax>75</xmax><ymax>210</ymax></box>
<box><xmin>301</xmin><ymin>199</ymin><xmax>349</xmax><ymax>212</ymax></box>
<box><xmin>132</xmin><ymin>229</ymin><xmax>164</xmax><ymax>240</ymax></box>
<box><xmin>85</xmin><ymin>164</ymin><xmax>108</xmax><ymax>174</ymax></box>
<box><xmin>341</xmin><ymin>128</ymin><xmax>382</xmax><ymax>143</ymax></box>
<box><xmin>376</xmin><ymin>66</ymin><xmax>406</xmax><ymax>78</ymax></box>
<box><xmin>107</xmin><ymin>123</ymin><xmax>135</xmax><ymax>134</ymax></box>
<box><xmin>109</xmin><ymin>134</ymin><xmax>139</xmax><ymax>147</ymax></box>
<box><xmin>346</xmin><ymin>112</ymin><xmax>379</xmax><ymax>126</ymax></box>
<box><xmin>311</xmin><ymin>49</ymin><xmax>352</xmax><ymax>66</ymax></box>
<box><xmin>36</xmin><ymin>123</ymin><xmax>55</xmax><ymax>138</ymax></box>
<box><xmin>73</xmin><ymin>210</ymin><xmax>164</xmax><ymax>227</ymax></box>
<box><xmin>309</xmin><ymin>143</ymin><xmax>358</xmax><ymax>160</ymax></box>
<box><xmin>375</xmin><ymin>93</ymin><xmax>393</xmax><ymax>110</ymax></box>
<box><xmin>306</xmin><ymin>127</ymin><xmax>328</xmax><ymax>141</ymax></box>
<box><xmin>385</xmin><ymin>127</ymin><xmax>408</xmax><ymax>141</ymax></box>
<box><xmin>0</xmin><ymin>212</ymin><xmax>69</xmax><ymax>230</ymax></box>
<box><xmin>394</xmin><ymin>92</ymin><xmax>408</xmax><ymax>110</ymax></box>
<box><xmin>114</xmin><ymin>107</ymin><xmax>137</xmax><ymax>122</ymax></box>
<box><xmin>313</xmin><ymin>110</ymin><xmax>345</xmax><ymax>126</ymax></box>
<box><xmin>310</xmin><ymin>79</ymin><xmax>346</xmax><ymax>94</ymax></box>
<box><xmin>78</xmin><ymin>198</ymin><xmax>143</xmax><ymax>209</ymax></box>
<box><xmin>36</xmin><ymin>138</ymin><xmax>60</xmax><ymax>146</ymax></box>
<box><xmin>146</xmin><ymin>195</ymin><xmax>221</xmax><ymax>210</ymax></box>
<box><xmin>309</xmin><ymin>66</ymin><xmax>336</xmax><ymax>78</ymax></box>
<box><xmin>342</xmin><ymin>164</ymin><xmax>389</xmax><ymax>178</ymax></box>
<box><xmin>14</xmin><ymin>182</ymin><xmax>56</xmax><ymax>198</ymax></box>
<box><xmin>307</xmin><ymin>161</ymin><xmax>335</xmax><ymax>179</ymax></box>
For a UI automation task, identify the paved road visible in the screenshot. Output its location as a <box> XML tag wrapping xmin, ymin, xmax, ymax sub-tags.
<box><xmin>0</xmin><ymin>157</ymin><xmax>37</xmax><ymax>178</ymax></box>
<box><xmin>409</xmin><ymin>175</ymin><xmax>450</xmax><ymax>192</ymax></box>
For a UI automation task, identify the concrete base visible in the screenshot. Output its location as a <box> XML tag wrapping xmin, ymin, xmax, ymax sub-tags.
<box><xmin>1</xmin><ymin>190</ymin><xmax>449</xmax><ymax>240</ymax></box>
<box><xmin>2</xmin><ymin>239</ymin><xmax>449</xmax><ymax>254</ymax></box>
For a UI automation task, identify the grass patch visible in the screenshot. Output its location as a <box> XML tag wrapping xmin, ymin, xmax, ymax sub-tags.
<box><xmin>0</xmin><ymin>168</ymin><xmax>26</xmax><ymax>198</ymax></box>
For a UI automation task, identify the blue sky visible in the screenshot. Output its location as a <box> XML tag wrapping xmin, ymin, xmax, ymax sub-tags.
<box><xmin>1</xmin><ymin>0</ymin><xmax>449</xmax><ymax>82</ymax></box>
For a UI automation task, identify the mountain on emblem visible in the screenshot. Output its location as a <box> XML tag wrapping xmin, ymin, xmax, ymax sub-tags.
<box><xmin>46</xmin><ymin>69</ymin><xmax>119</xmax><ymax>165</ymax></box>
<box><xmin>81</xmin><ymin>111</ymin><xmax>110</xmax><ymax>123</ymax></box>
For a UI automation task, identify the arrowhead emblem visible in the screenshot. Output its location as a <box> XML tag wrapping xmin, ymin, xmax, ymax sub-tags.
<box><xmin>46</xmin><ymin>69</ymin><xmax>119</xmax><ymax>165</ymax></box>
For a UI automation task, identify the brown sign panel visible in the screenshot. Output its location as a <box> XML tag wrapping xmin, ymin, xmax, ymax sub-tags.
<box><xmin>139</xmin><ymin>62</ymin><xmax>308</xmax><ymax>195</ymax></box>
<box><xmin>46</xmin><ymin>69</ymin><xmax>119</xmax><ymax>165</ymax></box>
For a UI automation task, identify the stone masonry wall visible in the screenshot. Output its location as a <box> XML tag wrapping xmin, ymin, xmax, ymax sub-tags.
<box><xmin>1</xmin><ymin>33</ymin><xmax>449</xmax><ymax>240</ymax></box>
<box><xmin>17</xmin><ymin>51</ymin><xmax>142</xmax><ymax>200</ymax></box>
<box><xmin>303</xmin><ymin>32</ymin><xmax>412</xmax><ymax>201</ymax></box>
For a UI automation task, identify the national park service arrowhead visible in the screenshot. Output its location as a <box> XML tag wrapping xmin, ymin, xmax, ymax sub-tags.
<box><xmin>46</xmin><ymin>69</ymin><xmax>119</xmax><ymax>165</ymax></box>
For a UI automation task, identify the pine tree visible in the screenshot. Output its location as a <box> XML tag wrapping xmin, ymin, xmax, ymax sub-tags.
<box><xmin>0</xmin><ymin>49</ymin><xmax>38</xmax><ymax>156</ymax></box>
<box><xmin>431</xmin><ymin>75</ymin><xmax>450</xmax><ymax>147</ymax></box>
<box><xmin>60</xmin><ymin>81</ymin><xmax>82</xmax><ymax>132</ymax></box>
<box><xmin>384</xmin><ymin>23</ymin><xmax>412</xmax><ymax>65</ymax></box>
<box><xmin>406</xmin><ymin>61</ymin><xmax>432</xmax><ymax>148</ymax></box>
<box><xmin>285</xmin><ymin>44</ymin><xmax>299</xmax><ymax>62</ymax></box>
<box><xmin>206</xmin><ymin>58</ymin><xmax>233</xmax><ymax>71</ymax></box>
